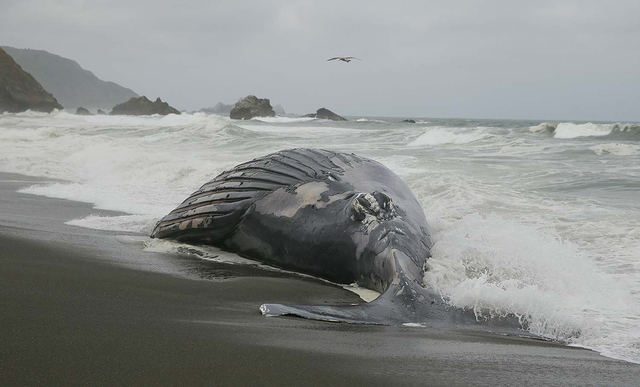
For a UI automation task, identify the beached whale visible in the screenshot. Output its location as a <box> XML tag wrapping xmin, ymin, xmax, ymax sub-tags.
<box><xmin>151</xmin><ymin>149</ymin><xmax>520</xmax><ymax>328</ymax></box>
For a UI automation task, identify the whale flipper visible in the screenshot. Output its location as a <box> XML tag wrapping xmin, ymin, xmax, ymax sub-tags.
<box><xmin>260</xmin><ymin>269</ymin><xmax>480</xmax><ymax>326</ymax></box>
<box><xmin>260</xmin><ymin>271</ymin><xmax>529</xmax><ymax>334</ymax></box>
<box><xmin>259</xmin><ymin>281</ymin><xmax>474</xmax><ymax>326</ymax></box>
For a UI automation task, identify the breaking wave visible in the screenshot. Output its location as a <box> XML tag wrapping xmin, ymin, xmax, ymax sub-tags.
<box><xmin>530</xmin><ymin>122</ymin><xmax>640</xmax><ymax>140</ymax></box>
<box><xmin>408</xmin><ymin>127</ymin><xmax>492</xmax><ymax>146</ymax></box>
<box><xmin>251</xmin><ymin>116</ymin><xmax>317</xmax><ymax>123</ymax></box>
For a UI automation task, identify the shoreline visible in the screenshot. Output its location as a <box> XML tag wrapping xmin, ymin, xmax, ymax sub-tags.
<box><xmin>1</xmin><ymin>171</ymin><xmax>639</xmax><ymax>386</ymax></box>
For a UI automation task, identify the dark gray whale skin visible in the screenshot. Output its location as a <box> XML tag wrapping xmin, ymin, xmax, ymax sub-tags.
<box><xmin>151</xmin><ymin>149</ymin><xmax>527</xmax><ymax>331</ymax></box>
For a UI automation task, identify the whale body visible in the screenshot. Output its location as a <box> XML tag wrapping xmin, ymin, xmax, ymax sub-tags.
<box><xmin>151</xmin><ymin>148</ymin><xmax>525</xmax><ymax>329</ymax></box>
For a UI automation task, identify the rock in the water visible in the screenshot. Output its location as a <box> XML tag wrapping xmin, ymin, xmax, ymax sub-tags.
<box><xmin>304</xmin><ymin>108</ymin><xmax>347</xmax><ymax>121</ymax></box>
<box><xmin>110</xmin><ymin>96</ymin><xmax>180</xmax><ymax>116</ymax></box>
<box><xmin>96</xmin><ymin>109</ymin><xmax>106</xmax><ymax>115</ymax></box>
<box><xmin>401</xmin><ymin>119</ymin><xmax>416</xmax><ymax>123</ymax></box>
<box><xmin>273</xmin><ymin>104</ymin><xmax>285</xmax><ymax>115</ymax></box>
<box><xmin>76</xmin><ymin>107</ymin><xmax>92</xmax><ymax>115</ymax></box>
<box><xmin>0</xmin><ymin>47</ymin><xmax>63</xmax><ymax>113</ymax></box>
<box><xmin>230</xmin><ymin>95</ymin><xmax>275</xmax><ymax>120</ymax></box>
<box><xmin>199</xmin><ymin>102</ymin><xmax>235</xmax><ymax>115</ymax></box>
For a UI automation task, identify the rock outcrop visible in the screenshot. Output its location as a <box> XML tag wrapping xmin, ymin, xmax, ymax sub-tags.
<box><xmin>96</xmin><ymin>109</ymin><xmax>106</xmax><ymax>115</ymax></box>
<box><xmin>304</xmin><ymin>108</ymin><xmax>347</xmax><ymax>121</ymax></box>
<box><xmin>229</xmin><ymin>95</ymin><xmax>275</xmax><ymax>120</ymax></box>
<box><xmin>2</xmin><ymin>46</ymin><xmax>138</xmax><ymax>110</ymax></box>
<box><xmin>110</xmin><ymin>96</ymin><xmax>180</xmax><ymax>116</ymax></box>
<box><xmin>199</xmin><ymin>102</ymin><xmax>235</xmax><ymax>115</ymax></box>
<box><xmin>76</xmin><ymin>107</ymin><xmax>92</xmax><ymax>115</ymax></box>
<box><xmin>401</xmin><ymin>119</ymin><xmax>416</xmax><ymax>123</ymax></box>
<box><xmin>0</xmin><ymin>47</ymin><xmax>63</xmax><ymax>113</ymax></box>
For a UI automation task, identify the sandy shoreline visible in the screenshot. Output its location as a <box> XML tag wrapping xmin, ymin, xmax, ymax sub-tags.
<box><xmin>1</xmin><ymin>172</ymin><xmax>638</xmax><ymax>386</ymax></box>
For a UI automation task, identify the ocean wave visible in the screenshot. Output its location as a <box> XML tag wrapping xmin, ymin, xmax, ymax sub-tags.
<box><xmin>590</xmin><ymin>143</ymin><xmax>640</xmax><ymax>156</ymax></box>
<box><xmin>251</xmin><ymin>116</ymin><xmax>317</xmax><ymax>123</ymax></box>
<box><xmin>530</xmin><ymin>122</ymin><xmax>640</xmax><ymax>140</ymax></box>
<box><xmin>528</xmin><ymin>122</ymin><xmax>558</xmax><ymax>133</ymax></box>
<box><xmin>237</xmin><ymin>124</ymin><xmax>365</xmax><ymax>137</ymax></box>
<box><xmin>2</xmin><ymin>109</ymin><xmax>61</xmax><ymax>118</ymax></box>
<box><xmin>356</xmin><ymin>118</ymin><xmax>388</xmax><ymax>123</ymax></box>
<box><xmin>425</xmin><ymin>212</ymin><xmax>640</xmax><ymax>364</ymax></box>
<box><xmin>408</xmin><ymin>127</ymin><xmax>491</xmax><ymax>146</ymax></box>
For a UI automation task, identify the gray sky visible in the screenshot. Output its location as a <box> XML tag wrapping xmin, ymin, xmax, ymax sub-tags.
<box><xmin>2</xmin><ymin>0</ymin><xmax>639</xmax><ymax>121</ymax></box>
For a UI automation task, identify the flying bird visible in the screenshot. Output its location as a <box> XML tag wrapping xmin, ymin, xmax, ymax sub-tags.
<box><xmin>327</xmin><ymin>57</ymin><xmax>361</xmax><ymax>63</ymax></box>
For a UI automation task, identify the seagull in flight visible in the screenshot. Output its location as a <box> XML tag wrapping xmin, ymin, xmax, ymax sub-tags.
<box><xmin>327</xmin><ymin>56</ymin><xmax>361</xmax><ymax>63</ymax></box>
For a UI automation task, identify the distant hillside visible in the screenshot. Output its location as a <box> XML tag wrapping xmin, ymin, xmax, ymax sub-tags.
<box><xmin>273</xmin><ymin>104</ymin><xmax>285</xmax><ymax>115</ymax></box>
<box><xmin>0</xmin><ymin>47</ymin><xmax>62</xmax><ymax>113</ymax></box>
<box><xmin>2</xmin><ymin>46</ymin><xmax>138</xmax><ymax>109</ymax></box>
<box><xmin>199</xmin><ymin>102</ymin><xmax>234</xmax><ymax>115</ymax></box>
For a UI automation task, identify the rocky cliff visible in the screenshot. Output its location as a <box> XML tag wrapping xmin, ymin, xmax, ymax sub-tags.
<box><xmin>2</xmin><ymin>46</ymin><xmax>138</xmax><ymax>109</ymax></box>
<box><xmin>0</xmin><ymin>47</ymin><xmax>63</xmax><ymax>113</ymax></box>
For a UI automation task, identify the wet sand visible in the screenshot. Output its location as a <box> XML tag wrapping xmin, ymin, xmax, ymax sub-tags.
<box><xmin>1</xmin><ymin>172</ymin><xmax>638</xmax><ymax>386</ymax></box>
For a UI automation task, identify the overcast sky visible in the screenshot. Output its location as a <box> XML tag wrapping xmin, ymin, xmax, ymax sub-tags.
<box><xmin>2</xmin><ymin>0</ymin><xmax>639</xmax><ymax>121</ymax></box>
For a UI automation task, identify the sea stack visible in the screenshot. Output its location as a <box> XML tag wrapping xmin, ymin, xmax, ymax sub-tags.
<box><xmin>110</xmin><ymin>96</ymin><xmax>180</xmax><ymax>116</ymax></box>
<box><xmin>304</xmin><ymin>108</ymin><xmax>347</xmax><ymax>121</ymax></box>
<box><xmin>230</xmin><ymin>95</ymin><xmax>275</xmax><ymax>120</ymax></box>
<box><xmin>0</xmin><ymin>47</ymin><xmax>63</xmax><ymax>113</ymax></box>
<box><xmin>76</xmin><ymin>107</ymin><xmax>92</xmax><ymax>115</ymax></box>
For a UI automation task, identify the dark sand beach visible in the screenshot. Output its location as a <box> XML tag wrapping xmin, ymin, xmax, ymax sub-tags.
<box><xmin>1</xmin><ymin>172</ymin><xmax>639</xmax><ymax>386</ymax></box>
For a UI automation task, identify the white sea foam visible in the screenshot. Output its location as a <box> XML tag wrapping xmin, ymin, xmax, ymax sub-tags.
<box><xmin>408</xmin><ymin>127</ymin><xmax>491</xmax><ymax>146</ymax></box>
<box><xmin>425</xmin><ymin>214</ymin><xmax>639</xmax><ymax>351</ymax></box>
<box><xmin>530</xmin><ymin>122</ymin><xmax>640</xmax><ymax>140</ymax></box>
<box><xmin>251</xmin><ymin>116</ymin><xmax>317</xmax><ymax>123</ymax></box>
<box><xmin>553</xmin><ymin>122</ymin><xmax>615</xmax><ymax>139</ymax></box>
<box><xmin>237</xmin><ymin>123</ymin><xmax>366</xmax><ymax>137</ymax></box>
<box><xmin>356</xmin><ymin>118</ymin><xmax>387</xmax><ymax>123</ymax></box>
<box><xmin>66</xmin><ymin>214</ymin><xmax>157</xmax><ymax>233</ymax></box>
<box><xmin>1</xmin><ymin>111</ymin><xmax>639</xmax><ymax>364</ymax></box>
<box><xmin>590</xmin><ymin>143</ymin><xmax>640</xmax><ymax>156</ymax></box>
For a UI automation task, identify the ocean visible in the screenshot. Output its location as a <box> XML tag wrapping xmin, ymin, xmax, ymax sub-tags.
<box><xmin>1</xmin><ymin>110</ymin><xmax>639</xmax><ymax>364</ymax></box>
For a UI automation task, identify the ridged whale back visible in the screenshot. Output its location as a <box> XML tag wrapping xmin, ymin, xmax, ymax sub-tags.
<box><xmin>151</xmin><ymin>149</ymin><xmax>364</xmax><ymax>242</ymax></box>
